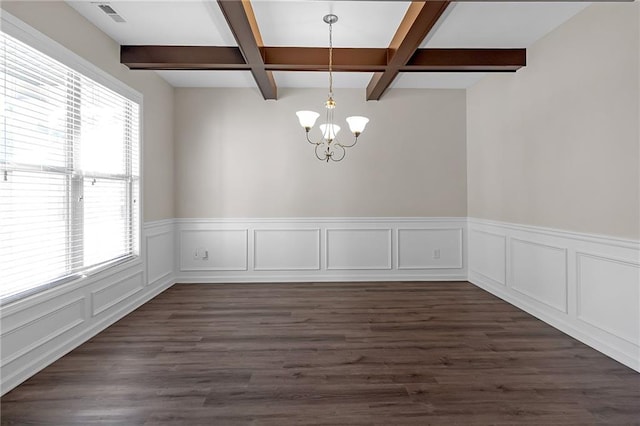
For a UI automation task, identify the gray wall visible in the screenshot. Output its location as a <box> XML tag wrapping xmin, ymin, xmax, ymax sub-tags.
<box><xmin>467</xmin><ymin>3</ymin><xmax>639</xmax><ymax>239</ymax></box>
<box><xmin>174</xmin><ymin>87</ymin><xmax>467</xmax><ymax>218</ymax></box>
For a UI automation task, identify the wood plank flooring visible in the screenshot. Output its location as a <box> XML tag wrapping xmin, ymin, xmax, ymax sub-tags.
<box><xmin>2</xmin><ymin>282</ymin><xmax>639</xmax><ymax>425</ymax></box>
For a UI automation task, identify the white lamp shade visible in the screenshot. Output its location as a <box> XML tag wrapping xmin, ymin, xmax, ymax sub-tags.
<box><xmin>346</xmin><ymin>116</ymin><xmax>369</xmax><ymax>134</ymax></box>
<box><xmin>319</xmin><ymin>123</ymin><xmax>341</xmax><ymax>140</ymax></box>
<box><xmin>296</xmin><ymin>110</ymin><xmax>320</xmax><ymax>129</ymax></box>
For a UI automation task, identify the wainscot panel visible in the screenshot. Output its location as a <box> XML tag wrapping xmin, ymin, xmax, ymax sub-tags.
<box><xmin>180</xmin><ymin>229</ymin><xmax>248</xmax><ymax>271</ymax></box>
<box><xmin>510</xmin><ymin>238</ymin><xmax>568</xmax><ymax>313</ymax></box>
<box><xmin>326</xmin><ymin>229</ymin><xmax>392</xmax><ymax>270</ymax></box>
<box><xmin>397</xmin><ymin>228</ymin><xmax>463</xmax><ymax>270</ymax></box>
<box><xmin>577</xmin><ymin>253</ymin><xmax>640</xmax><ymax>346</ymax></box>
<box><xmin>146</xmin><ymin>229</ymin><xmax>174</xmax><ymax>286</ymax></box>
<box><xmin>468</xmin><ymin>229</ymin><xmax>506</xmax><ymax>285</ymax></box>
<box><xmin>254</xmin><ymin>229</ymin><xmax>321</xmax><ymax>271</ymax></box>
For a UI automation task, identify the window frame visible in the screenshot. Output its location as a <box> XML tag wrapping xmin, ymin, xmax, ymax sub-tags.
<box><xmin>1</xmin><ymin>12</ymin><xmax>144</xmax><ymax>306</ymax></box>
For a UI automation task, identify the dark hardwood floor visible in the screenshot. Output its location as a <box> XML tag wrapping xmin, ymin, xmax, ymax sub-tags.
<box><xmin>2</xmin><ymin>282</ymin><xmax>639</xmax><ymax>425</ymax></box>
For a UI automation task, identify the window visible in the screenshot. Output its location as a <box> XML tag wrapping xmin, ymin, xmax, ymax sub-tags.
<box><xmin>0</xmin><ymin>30</ymin><xmax>140</xmax><ymax>303</ymax></box>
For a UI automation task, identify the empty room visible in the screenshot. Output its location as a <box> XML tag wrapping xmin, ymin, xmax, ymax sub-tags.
<box><xmin>0</xmin><ymin>0</ymin><xmax>639</xmax><ymax>424</ymax></box>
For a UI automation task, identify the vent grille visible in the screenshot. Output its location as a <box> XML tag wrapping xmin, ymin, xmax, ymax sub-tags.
<box><xmin>97</xmin><ymin>4</ymin><xmax>116</xmax><ymax>14</ymax></box>
<box><xmin>96</xmin><ymin>3</ymin><xmax>126</xmax><ymax>23</ymax></box>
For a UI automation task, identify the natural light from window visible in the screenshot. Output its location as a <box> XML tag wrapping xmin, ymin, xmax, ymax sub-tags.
<box><xmin>0</xmin><ymin>31</ymin><xmax>140</xmax><ymax>303</ymax></box>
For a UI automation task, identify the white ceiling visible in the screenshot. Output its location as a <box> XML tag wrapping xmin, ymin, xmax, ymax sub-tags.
<box><xmin>67</xmin><ymin>0</ymin><xmax>591</xmax><ymax>90</ymax></box>
<box><xmin>423</xmin><ymin>2</ymin><xmax>590</xmax><ymax>48</ymax></box>
<box><xmin>68</xmin><ymin>1</ymin><xmax>237</xmax><ymax>45</ymax></box>
<box><xmin>252</xmin><ymin>1</ymin><xmax>410</xmax><ymax>48</ymax></box>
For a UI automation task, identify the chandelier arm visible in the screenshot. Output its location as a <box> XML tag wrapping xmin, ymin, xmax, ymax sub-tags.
<box><xmin>330</xmin><ymin>143</ymin><xmax>346</xmax><ymax>162</ymax></box>
<box><xmin>305</xmin><ymin>131</ymin><xmax>320</xmax><ymax>146</ymax></box>
<box><xmin>314</xmin><ymin>143</ymin><xmax>328</xmax><ymax>161</ymax></box>
<box><xmin>336</xmin><ymin>135</ymin><xmax>358</xmax><ymax>149</ymax></box>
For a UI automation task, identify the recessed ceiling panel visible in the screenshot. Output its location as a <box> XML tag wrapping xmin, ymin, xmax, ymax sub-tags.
<box><xmin>253</xmin><ymin>1</ymin><xmax>410</xmax><ymax>48</ymax></box>
<box><xmin>273</xmin><ymin>72</ymin><xmax>374</xmax><ymax>89</ymax></box>
<box><xmin>423</xmin><ymin>2</ymin><xmax>590</xmax><ymax>48</ymax></box>
<box><xmin>66</xmin><ymin>1</ymin><xmax>237</xmax><ymax>46</ymax></box>
<box><xmin>391</xmin><ymin>73</ymin><xmax>487</xmax><ymax>90</ymax></box>
<box><xmin>155</xmin><ymin>71</ymin><xmax>257</xmax><ymax>88</ymax></box>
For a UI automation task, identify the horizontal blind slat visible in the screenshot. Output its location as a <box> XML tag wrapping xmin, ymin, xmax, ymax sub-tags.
<box><xmin>1</xmin><ymin>30</ymin><xmax>140</xmax><ymax>303</ymax></box>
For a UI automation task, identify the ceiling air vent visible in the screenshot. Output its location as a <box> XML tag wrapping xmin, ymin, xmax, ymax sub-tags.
<box><xmin>97</xmin><ymin>4</ymin><xmax>126</xmax><ymax>23</ymax></box>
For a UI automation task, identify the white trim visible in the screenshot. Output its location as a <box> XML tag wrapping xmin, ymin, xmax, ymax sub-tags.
<box><xmin>175</xmin><ymin>217</ymin><xmax>467</xmax><ymax>224</ymax></box>
<box><xmin>90</xmin><ymin>271</ymin><xmax>145</xmax><ymax>317</ymax></box>
<box><xmin>468</xmin><ymin>228</ymin><xmax>507</xmax><ymax>285</ymax></box>
<box><xmin>468</xmin><ymin>218</ymin><xmax>640</xmax><ymax>372</ymax></box>
<box><xmin>145</xmin><ymin>232</ymin><xmax>173</xmax><ymax>285</ymax></box>
<box><xmin>176</xmin><ymin>217</ymin><xmax>466</xmax><ymax>281</ymax></box>
<box><xmin>176</xmin><ymin>274</ymin><xmax>469</xmax><ymax>284</ymax></box>
<box><xmin>575</xmin><ymin>252</ymin><xmax>640</xmax><ymax>345</ymax></box>
<box><xmin>144</xmin><ymin>219</ymin><xmax>176</xmax><ymax>232</ymax></box>
<box><xmin>1</xmin><ymin>297</ymin><xmax>85</xmax><ymax>367</ymax></box>
<box><xmin>468</xmin><ymin>217</ymin><xmax>639</xmax><ymax>250</ymax></box>
<box><xmin>0</xmin><ymin>257</ymin><xmax>143</xmax><ymax>316</ymax></box>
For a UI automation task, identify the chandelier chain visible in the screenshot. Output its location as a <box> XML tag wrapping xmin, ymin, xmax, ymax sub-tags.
<box><xmin>328</xmin><ymin>21</ymin><xmax>333</xmax><ymax>96</ymax></box>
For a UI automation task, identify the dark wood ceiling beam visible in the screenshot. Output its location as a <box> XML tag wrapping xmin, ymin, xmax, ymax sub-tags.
<box><xmin>121</xmin><ymin>46</ymin><xmax>525</xmax><ymax>72</ymax></box>
<box><xmin>366</xmin><ymin>1</ymin><xmax>451</xmax><ymax>100</ymax></box>
<box><xmin>216</xmin><ymin>0</ymin><xmax>277</xmax><ymax>99</ymax></box>
<box><xmin>402</xmin><ymin>48</ymin><xmax>526</xmax><ymax>71</ymax></box>
<box><xmin>262</xmin><ymin>47</ymin><xmax>388</xmax><ymax>71</ymax></box>
<box><xmin>121</xmin><ymin>46</ymin><xmax>248</xmax><ymax>70</ymax></box>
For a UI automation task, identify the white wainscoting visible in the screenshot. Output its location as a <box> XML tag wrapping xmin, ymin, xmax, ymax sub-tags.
<box><xmin>468</xmin><ymin>218</ymin><xmax>640</xmax><ymax>372</ymax></box>
<box><xmin>0</xmin><ymin>220</ymin><xmax>175</xmax><ymax>395</ymax></box>
<box><xmin>5</xmin><ymin>216</ymin><xmax>636</xmax><ymax>396</ymax></box>
<box><xmin>175</xmin><ymin>218</ymin><xmax>467</xmax><ymax>282</ymax></box>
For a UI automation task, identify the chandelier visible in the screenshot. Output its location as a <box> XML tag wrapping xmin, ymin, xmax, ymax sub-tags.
<box><xmin>295</xmin><ymin>14</ymin><xmax>369</xmax><ymax>162</ymax></box>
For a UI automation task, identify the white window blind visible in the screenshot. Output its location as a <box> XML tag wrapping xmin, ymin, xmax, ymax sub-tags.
<box><xmin>0</xmin><ymin>31</ymin><xmax>140</xmax><ymax>303</ymax></box>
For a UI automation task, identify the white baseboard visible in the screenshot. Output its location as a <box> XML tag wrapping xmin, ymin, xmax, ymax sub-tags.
<box><xmin>177</xmin><ymin>273</ymin><xmax>468</xmax><ymax>284</ymax></box>
<box><xmin>468</xmin><ymin>217</ymin><xmax>639</xmax><ymax>372</ymax></box>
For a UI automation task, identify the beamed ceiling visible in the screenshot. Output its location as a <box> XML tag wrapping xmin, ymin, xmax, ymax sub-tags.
<box><xmin>67</xmin><ymin>0</ymin><xmax>613</xmax><ymax>100</ymax></box>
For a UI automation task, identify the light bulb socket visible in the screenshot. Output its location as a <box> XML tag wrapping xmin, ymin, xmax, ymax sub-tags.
<box><xmin>325</xmin><ymin>97</ymin><xmax>336</xmax><ymax>109</ymax></box>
